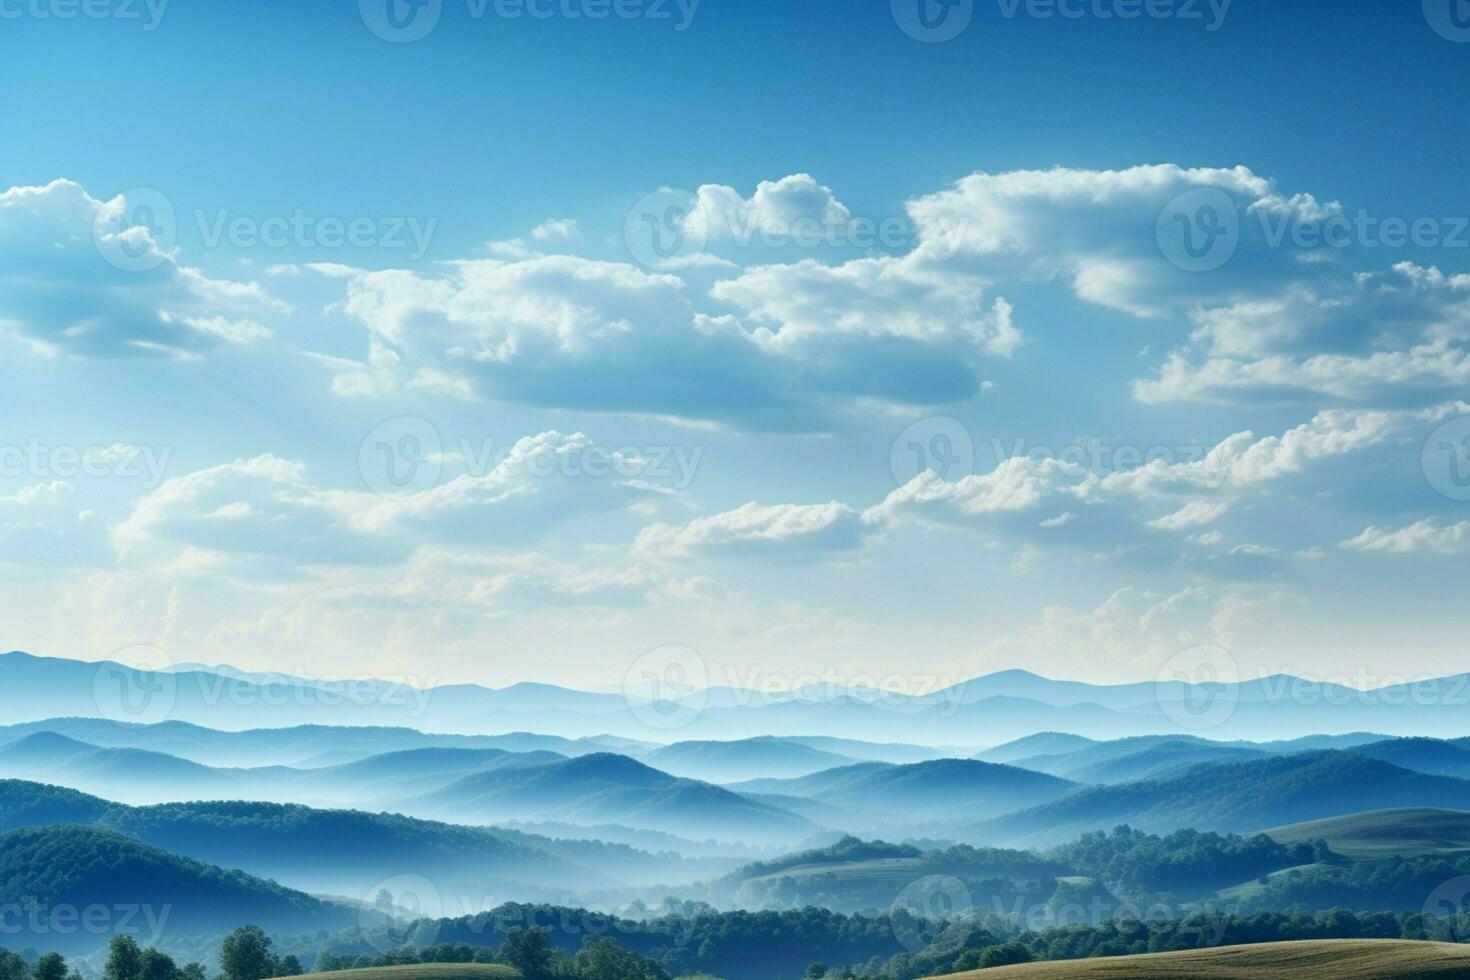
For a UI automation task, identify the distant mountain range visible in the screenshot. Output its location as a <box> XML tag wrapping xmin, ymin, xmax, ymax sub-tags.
<box><xmin>16</xmin><ymin>649</ymin><xmax>1470</xmax><ymax>742</ymax></box>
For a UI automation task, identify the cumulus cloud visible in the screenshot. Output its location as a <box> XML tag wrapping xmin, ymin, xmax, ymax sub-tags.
<box><xmin>1341</xmin><ymin>519</ymin><xmax>1470</xmax><ymax>555</ymax></box>
<box><xmin>890</xmin><ymin>165</ymin><xmax>1470</xmax><ymax>408</ymax></box>
<box><xmin>1146</xmin><ymin>500</ymin><xmax>1230</xmax><ymax>531</ymax></box>
<box><xmin>531</xmin><ymin>218</ymin><xmax>580</xmax><ymax>241</ymax></box>
<box><xmin>635</xmin><ymin>501</ymin><xmax>869</xmax><ymax>562</ymax></box>
<box><xmin>113</xmin><ymin>431</ymin><xmax>660</xmax><ymax>576</ymax></box>
<box><xmin>902</xmin><ymin>163</ymin><xmax>1287</xmax><ymax>316</ymax></box>
<box><xmin>320</xmin><ymin>249</ymin><xmax>1012</xmax><ymax>429</ymax></box>
<box><xmin>684</xmin><ymin>173</ymin><xmax>852</xmax><ymax>245</ymax></box>
<box><xmin>0</xmin><ymin>180</ymin><xmax>283</xmax><ymax>358</ymax></box>
<box><xmin>1135</xmin><ymin>264</ymin><xmax>1470</xmax><ymax>404</ymax></box>
<box><xmin>0</xmin><ymin>482</ymin><xmax>110</xmax><ymax>568</ymax></box>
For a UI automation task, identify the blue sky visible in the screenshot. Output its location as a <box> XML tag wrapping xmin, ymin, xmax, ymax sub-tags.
<box><xmin>1</xmin><ymin>0</ymin><xmax>1469</xmax><ymax>693</ymax></box>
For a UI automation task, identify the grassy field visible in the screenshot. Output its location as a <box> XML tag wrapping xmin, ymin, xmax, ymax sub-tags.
<box><xmin>1264</xmin><ymin>807</ymin><xmax>1470</xmax><ymax>860</ymax></box>
<box><xmin>281</xmin><ymin>966</ymin><xmax>519</xmax><ymax>980</ymax></box>
<box><xmin>1213</xmin><ymin>861</ymin><xmax>1332</xmax><ymax>902</ymax></box>
<box><xmin>926</xmin><ymin>940</ymin><xmax>1470</xmax><ymax>979</ymax></box>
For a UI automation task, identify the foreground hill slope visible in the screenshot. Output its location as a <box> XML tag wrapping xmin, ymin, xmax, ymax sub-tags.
<box><xmin>292</xmin><ymin>968</ymin><xmax>519</xmax><ymax>980</ymax></box>
<box><xmin>0</xmin><ymin>824</ymin><xmax>351</xmax><ymax>951</ymax></box>
<box><xmin>0</xmin><ymin>779</ymin><xmax>724</xmax><ymax>900</ymax></box>
<box><xmin>926</xmin><ymin>940</ymin><xmax>1470</xmax><ymax>979</ymax></box>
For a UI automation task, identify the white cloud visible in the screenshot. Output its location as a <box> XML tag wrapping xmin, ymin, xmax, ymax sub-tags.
<box><xmin>1135</xmin><ymin>265</ymin><xmax>1470</xmax><ymax>404</ymax></box>
<box><xmin>0</xmin><ymin>482</ymin><xmax>110</xmax><ymax>568</ymax></box>
<box><xmin>1341</xmin><ymin>519</ymin><xmax>1470</xmax><ymax>555</ymax></box>
<box><xmin>531</xmin><ymin>218</ymin><xmax>580</xmax><ymax>241</ymax></box>
<box><xmin>320</xmin><ymin>250</ymin><xmax>1013</xmax><ymax>429</ymax></box>
<box><xmin>0</xmin><ymin>180</ymin><xmax>283</xmax><ymax>358</ymax></box>
<box><xmin>636</xmin><ymin>501</ymin><xmax>868</xmax><ymax>562</ymax></box>
<box><xmin>902</xmin><ymin>164</ymin><xmax>1284</xmax><ymax>316</ymax></box>
<box><xmin>712</xmin><ymin>257</ymin><xmax>1021</xmax><ymax>361</ymax></box>
<box><xmin>685</xmin><ymin>173</ymin><xmax>852</xmax><ymax>245</ymax></box>
<box><xmin>113</xmin><ymin>431</ymin><xmax>660</xmax><ymax>577</ymax></box>
<box><xmin>1146</xmin><ymin>499</ymin><xmax>1230</xmax><ymax>531</ymax></box>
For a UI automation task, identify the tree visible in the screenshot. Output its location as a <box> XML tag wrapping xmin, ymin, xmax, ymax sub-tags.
<box><xmin>499</xmin><ymin>928</ymin><xmax>556</xmax><ymax>980</ymax></box>
<box><xmin>978</xmin><ymin>942</ymin><xmax>1033</xmax><ymax>968</ymax></box>
<box><xmin>220</xmin><ymin>927</ymin><xmax>279</xmax><ymax>980</ymax></box>
<box><xmin>805</xmin><ymin>964</ymin><xmax>829</xmax><ymax>979</ymax></box>
<box><xmin>0</xmin><ymin>951</ymin><xmax>27</xmax><ymax>980</ymax></box>
<box><xmin>572</xmin><ymin>937</ymin><xmax>668</xmax><ymax>980</ymax></box>
<box><xmin>179</xmin><ymin>965</ymin><xmax>208</xmax><ymax>980</ymax></box>
<box><xmin>140</xmin><ymin>948</ymin><xmax>181</xmax><ymax>980</ymax></box>
<box><xmin>276</xmin><ymin>956</ymin><xmax>302</xmax><ymax>978</ymax></box>
<box><xmin>105</xmin><ymin>937</ymin><xmax>145</xmax><ymax>980</ymax></box>
<box><xmin>34</xmin><ymin>954</ymin><xmax>68</xmax><ymax>980</ymax></box>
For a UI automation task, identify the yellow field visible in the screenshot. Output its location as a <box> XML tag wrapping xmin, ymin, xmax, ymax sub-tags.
<box><xmin>926</xmin><ymin>939</ymin><xmax>1470</xmax><ymax>979</ymax></box>
<box><xmin>282</xmin><ymin>965</ymin><xmax>519</xmax><ymax>980</ymax></box>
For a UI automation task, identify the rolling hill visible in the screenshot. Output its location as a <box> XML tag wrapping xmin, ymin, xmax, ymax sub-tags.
<box><xmin>732</xmin><ymin>758</ymin><xmax>1077</xmax><ymax>833</ymax></box>
<box><xmin>975</xmin><ymin>733</ymin><xmax>1100</xmax><ymax>765</ymax></box>
<box><xmin>926</xmin><ymin>940</ymin><xmax>1470</xmax><ymax>979</ymax></box>
<box><xmin>0</xmin><ymin>732</ymin><xmax>233</xmax><ymax>803</ymax></box>
<box><xmin>707</xmin><ymin>835</ymin><xmax>1070</xmax><ymax>913</ymax></box>
<box><xmin>1264</xmin><ymin>807</ymin><xmax>1470</xmax><ymax>860</ymax></box>
<box><xmin>408</xmin><ymin>753</ymin><xmax>816</xmax><ymax>843</ymax></box>
<box><xmin>642</xmin><ymin>736</ymin><xmax>859</xmax><ymax>782</ymax></box>
<box><xmin>0</xmin><ymin>824</ymin><xmax>353</xmax><ymax>952</ymax></box>
<box><xmin>1063</xmin><ymin>740</ymin><xmax>1271</xmax><ymax>784</ymax></box>
<box><xmin>975</xmin><ymin>752</ymin><xmax>1470</xmax><ymax>847</ymax></box>
<box><xmin>1346</xmin><ymin>737</ymin><xmax>1470</xmax><ymax>778</ymax></box>
<box><xmin>300</xmin><ymin>747</ymin><xmax>569</xmax><ymax>804</ymax></box>
<box><xmin>0</xmin><ymin>715</ymin><xmax>626</xmax><ymax>768</ymax></box>
<box><xmin>0</xmin><ymin>780</ymin><xmax>724</xmax><ymax>903</ymax></box>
